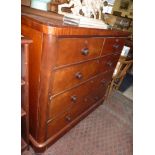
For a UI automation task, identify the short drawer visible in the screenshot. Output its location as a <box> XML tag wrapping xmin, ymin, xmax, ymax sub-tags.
<box><xmin>99</xmin><ymin>53</ymin><xmax>120</xmax><ymax>73</ymax></box>
<box><xmin>48</xmin><ymin>71</ymin><xmax>113</xmax><ymax>121</ymax></box>
<box><xmin>51</xmin><ymin>59</ymin><xmax>100</xmax><ymax>95</ymax></box>
<box><xmin>55</xmin><ymin>38</ymin><xmax>104</xmax><ymax>66</ymax></box>
<box><xmin>101</xmin><ymin>38</ymin><xmax>125</xmax><ymax>55</ymax></box>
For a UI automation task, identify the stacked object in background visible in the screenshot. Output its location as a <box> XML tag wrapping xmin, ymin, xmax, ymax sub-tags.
<box><xmin>21</xmin><ymin>6</ymin><xmax>108</xmax><ymax>29</ymax></box>
<box><xmin>63</xmin><ymin>13</ymin><xmax>108</xmax><ymax>29</ymax></box>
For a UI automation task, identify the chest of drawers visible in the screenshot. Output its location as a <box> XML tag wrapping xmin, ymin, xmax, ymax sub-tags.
<box><xmin>21</xmin><ymin>13</ymin><xmax>130</xmax><ymax>152</ymax></box>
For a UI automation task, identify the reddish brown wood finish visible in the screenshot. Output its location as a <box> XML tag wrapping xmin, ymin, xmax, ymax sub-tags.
<box><xmin>48</xmin><ymin>72</ymin><xmax>111</xmax><ymax>121</ymax></box>
<box><xmin>36</xmin><ymin>34</ymin><xmax>58</xmax><ymax>143</ymax></box>
<box><xmin>22</xmin><ymin>5</ymin><xmax>64</xmax><ymax>22</ymax></box>
<box><xmin>47</xmin><ymin>110</ymin><xmax>70</xmax><ymax>138</ymax></box>
<box><xmin>51</xmin><ymin>59</ymin><xmax>100</xmax><ymax>95</ymax></box>
<box><xmin>21</xmin><ymin>14</ymin><xmax>130</xmax><ymax>37</ymax></box>
<box><xmin>21</xmin><ymin>36</ymin><xmax>32</xmax><ymax>152</ymax></box>
<box><xmin>22</xmin><ymin>25</ymin><xmax>43</xmax><ymax>139</ymax></box>
<box><xmin>55</xmin><ymin>38</ymin><xmax>104</xmax><ymax>66</ymax></box>
<box><xmin>99</xmin><ymin>53</ymin><xmax>121</xmax><ymax>73</ymax></box>
<box><xmin>101</xmin><ymin>38</ymin><xmax>125</xmax><ymax>55</ymax></box>
<box><xmin>21</xmin><ymin>0</ymin><xmax>31</xmax><ymax>6</ymax></box>
<box><xmin>51</xmin><ymin>54</ymin><xmax>120</xmax><ymax>96</ymax></box>
<box><xmin>21</xmin><ymin>12</ymin><xmax>130</xmax><ymax>153</ymax></box>
<box><xmin>21</xmin><ymin>8</ymin><xmax>130</xmax><ymax>37</ymax></box>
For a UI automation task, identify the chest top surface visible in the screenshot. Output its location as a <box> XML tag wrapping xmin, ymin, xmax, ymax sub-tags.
<box><xmin>21</xmin><ymin>12</ymin><xmax>130</xmax><ymax>37</ymax></box>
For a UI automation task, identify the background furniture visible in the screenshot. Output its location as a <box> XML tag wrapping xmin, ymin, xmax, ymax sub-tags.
<box><xmin>104</xmin><ymin>14</ymin><xmax>132</xmax><ymax>32</ymax></box>
<box><xmin>107</xmin><ymin>56</ymin><xmax>133</xmax><ymax>98</ymax></box>
<box><xmin>21</xmin><ymin>0</ymin><xmax>31</xmax><ymax>6</ymax></box>
<box><xmin>21</xmin><ymin>36</ymin><xmax>32</xmax><ymax>152</ymax></box>
<box><xmin>21</xmin><ymin>10</ymin><xmax>130</xmax><ymax>153</ymax></box>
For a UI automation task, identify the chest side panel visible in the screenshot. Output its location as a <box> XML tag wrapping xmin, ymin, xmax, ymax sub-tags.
<box><xmin>21</xmin><ymin>24</ymin><xmax>43</xmax><ymax>139</ymax></box>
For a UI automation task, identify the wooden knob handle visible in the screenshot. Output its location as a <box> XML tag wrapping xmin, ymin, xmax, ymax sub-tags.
<box><xmin>101</xmin><ymin>79</ymin><xmax>106</xmax><ymax>85</ymax></box>
<box><xmin>94</xmin><ymin>96</ymin><xmax>99</xmax><ymax>101</ymax></box>
<box><xmin>49</xmin><ymin>96</ymin><xmax>52</xmax><ymax>101</ymax></box>
<box><xmin>107</xmin><ymin>62</ymin><xmax>113</xmax><ymax>67</ymax></box>
<box><xmin>65</xmin><ymin>116</ymin><xmax>71</xmax><ymax>122</ymax></box>
<box><xmin>75</xmin><ymin>72</ymin><xmax>83</xmax><ymax>79</ymax></box>
<box><xmin>81</xmin><ymin>48</ymin><xmax>89</xmax><ymax>56</ymax></box>
<box><xmin>113</xmin><ymin>44</ymin><xmax>119</xmax><ymax>49</ymax></box>
<box><xmin>71</xmin><ymin>95</ymin><xmax>77</xmax><ymax>103</ymax></box>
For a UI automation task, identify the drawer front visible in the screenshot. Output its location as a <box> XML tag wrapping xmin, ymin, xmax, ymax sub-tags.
<box><xmin>101</xmin><ymin>38</ymin><xmax>125</xmax><ymax>55</ymax></box>
<box><xmin>51</xmin><ymin>59</ymin><xmax>100</xmax><ymax>95</ymax></box>
<box><xmin>99</xmin><ymin>53</ymin><xmax>120</xmax><ymax>73</ymax></box>
<box><xmin>48</xmin><ymin>75</ymin><xmax>99</xmax><ymax>120</ymax></box>
<box><xmin>56</xmin><ymin>38</ymin><xmax>104</xmax><ymax>66</ymax></box>
<box><xmin>47</xmin><ymin>110</ymin><xmax>71</xmax><ymax>138</ymax></box>
<box><xmin>70</xmin><ymin>71</ymin><xmax>113</xmax><ymax>119</ymax></box>
<box><xmin>70</xmin><ymin>89</ymin><xmax>105</xmax><ymax>119</ymax></box>
<box><xmin>48</xmin><ymin>71</ymin><xmax>112</xmax><ymax>120</ymax></box>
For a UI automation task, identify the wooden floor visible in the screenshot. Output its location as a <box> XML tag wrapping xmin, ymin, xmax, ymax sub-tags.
<box><xmin>22</xmin><ymin>90</ymin><xmax>133</xmax><ymax>155</ymax></box>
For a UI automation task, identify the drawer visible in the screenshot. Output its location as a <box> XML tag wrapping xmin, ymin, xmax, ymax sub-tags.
<box><xmin>48</xmin><ymin>72</ymin><xmax>112</xmax><ymax>120</ymax></box>
<box><xmin>51</xmin><ymin>59</ymin><xmax>100</xmax><ymax>95</ymax></box>
<box><xmin>99</xmin><ymin>53</ymin><xmax>120</xmax><ymax>73</ymax></box>
<box><xmin>101</xmin><ymin>38</ymin><xmax>125</xmax><ymax>55</ymax></box>
<box><xmin>47</xmin><ymin>110</ymin><xmax>71</xmax><ymax>139</ymax></box>
<box><xmin>47</xmin><ymin>81</ymin><xmax>109</xmax><ymax>139</ymax></box>
<box><xmin>69</xmin><ymin>93</ymin><xmax>96</xmax><ymax>119</ymax></box>
<box><xmin>48</xmin><ymin>75</ymin><xmax>98</xmax><ymax>120</ymax></box>
<box><xmin>56</xmin><ymin>38</ymin><xmax>104</xmax><ymax>66</ymax></box>
<box><xmin>70</xmin><ymin>78</ymin><xmax>109</xmax><ymax>119</ymax></box>
<box><xmin>72</xmin><ymin>71</ymin><xmax>113</xmax><ymax>115</ymax></box>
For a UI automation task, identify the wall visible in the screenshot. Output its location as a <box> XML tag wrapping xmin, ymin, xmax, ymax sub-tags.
<box><xmin>112</xmin><ymin>0</ymin><xmax>133</xmax><ymax>18</ymax></box>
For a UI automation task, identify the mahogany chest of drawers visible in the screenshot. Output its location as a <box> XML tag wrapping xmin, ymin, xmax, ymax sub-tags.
<box><xmin>21</xmin><ymin>13</ymin><xmax>130</xmax><ymax>152</ymax></box>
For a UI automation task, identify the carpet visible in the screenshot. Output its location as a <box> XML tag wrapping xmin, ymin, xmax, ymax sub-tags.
<box><xmin>22</xmin><ymin>90</ymin><xmax>133</xmax><ymax>155</ymax></box>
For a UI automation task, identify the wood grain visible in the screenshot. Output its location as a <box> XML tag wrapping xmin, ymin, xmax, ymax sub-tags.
<box><xmin>21</xmin><ymin>12</ymin><xmax>130</xmax><ymax>152</ymax></box>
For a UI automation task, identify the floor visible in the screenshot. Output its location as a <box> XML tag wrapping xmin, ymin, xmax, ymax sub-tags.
<box><xmin>119</xmin><ymin>73</ymin><xmax>133</xmax><ymax>100</ymax></box>
<box><xmin>122</xmin><ymin>84</ymin><xmax>133</xmax><ymax>100</ymax></box>
<box><xmin>22</xmin><ymin>90</ymin><xmax>133</xmax><ymax>155</ymax></box>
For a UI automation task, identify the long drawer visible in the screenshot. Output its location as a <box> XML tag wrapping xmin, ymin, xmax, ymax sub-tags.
<box><xmin>50</xmin><ymin>53</ymin><xmax>120</xmax><ymax>95</ymax></box>
<box><xmin>69</xmin><ymin>71</ymin><xmax>113</xmax><ymax>119</ymax></box>
<box><xmin>51</xmin><ymin>59</ymin><xmax>100</xmax><ymax>95</ymax></box>
<box><xmin>69</xmin><ymin>84</ymin><xmax>106</xmax><ymax>120</ymax></box>
<box><xmin>48</xmin><ymin>71</ymin><xmax>113</xmax><ymax>121</ymax></box>
<box><xmin>47</xmin><ymin>71</ymin><xmax>113</xmax><ymax>139</ymax></box>
<box><xmin>101</xmin><ymin>38</ymin><xmax>125</xmax><ymax>56</ymax></box>
<box><xmin>47</xmin><ymin>89</ymin><xmax>103</xmax><ymax>139</ymax></box>
<box><xmin>47</xmin><ymin>110</ymin><xmax>71</xmax><ymax>139</ymax></box>
<box><xmin>47</xmin><ymin>91</ymin><xmax>104</xmax><ymax>139</ymax></box>
<box><xmin>55</xmin><ymin>38</ymin><xmax>104</xmax><ymax>67</ymax></box>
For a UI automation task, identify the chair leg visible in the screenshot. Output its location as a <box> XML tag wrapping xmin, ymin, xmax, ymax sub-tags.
<box><xmin>107</xmin><ymin>79</ymin><xmax>114</xmax><ymax>99</ymax></box>
<box><xmin>105</xmin><ymin>84</ymin><xmax>110</xmax><ymax>100</ymax></box>
<box><xmin>116</xmin><ymin>76</ymin><xmax>124</xmax><ymax>90</ymax></box>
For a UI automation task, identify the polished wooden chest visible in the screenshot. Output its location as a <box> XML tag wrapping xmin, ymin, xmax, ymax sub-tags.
<box><xmin>21</xmin><ymin>13</ymin><xmax>130</xmax><ymax>152</ymax></box>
